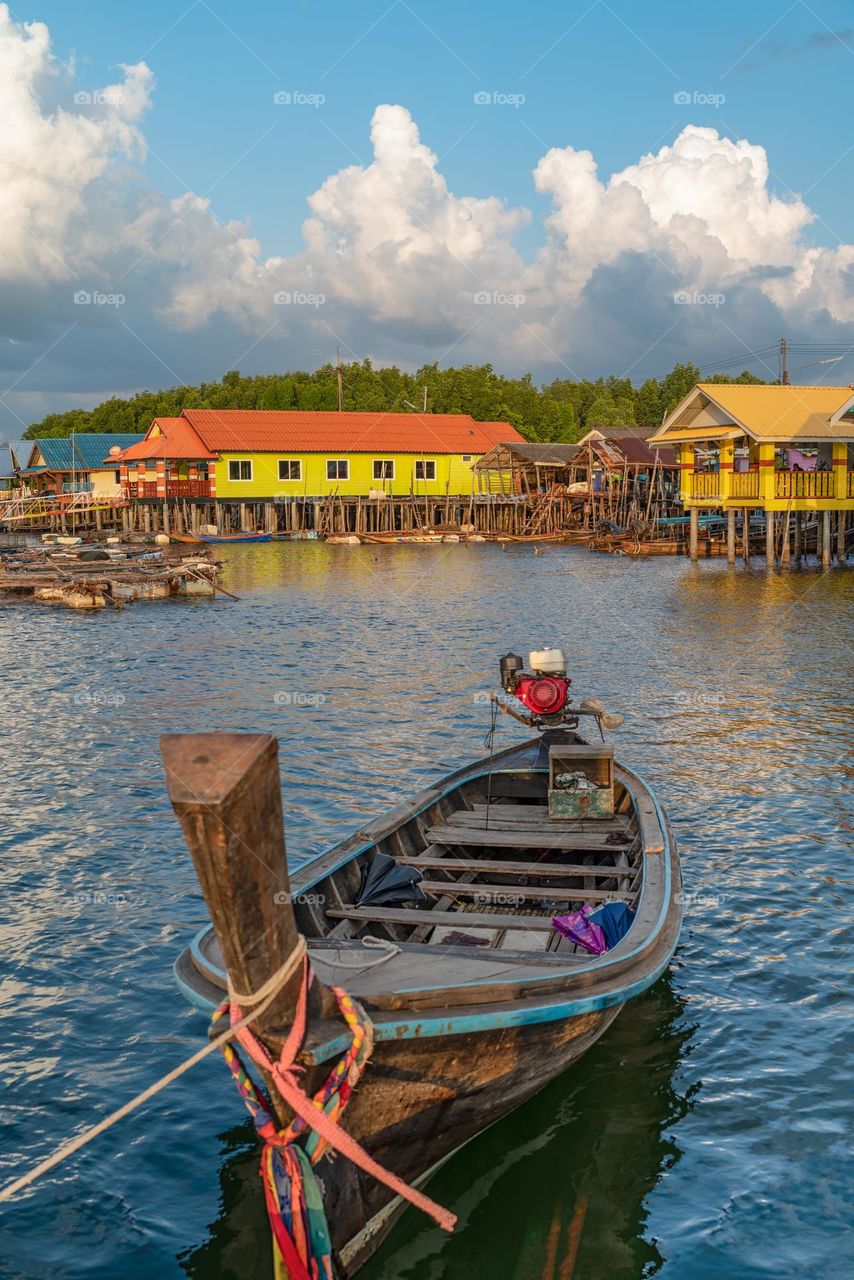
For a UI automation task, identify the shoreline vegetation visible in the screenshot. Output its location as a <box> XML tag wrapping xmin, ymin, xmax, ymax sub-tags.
<box><xmin>24</xmin><ymin>361</ymin><xmax>765</xmax><ymax>443</ymax></box>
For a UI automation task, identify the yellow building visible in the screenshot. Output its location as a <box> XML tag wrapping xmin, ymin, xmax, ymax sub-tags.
<box><xmin>650</xmin><ymin>383</ymin><xmax>854</xmax><ymax>563</ymax></box>
<box><xmin>115</xmin><ymin>409</ymin><xmax>521</xmax><ymax>501</ymax></box>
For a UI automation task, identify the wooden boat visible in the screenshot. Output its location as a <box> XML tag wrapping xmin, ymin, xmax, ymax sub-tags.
<box><xmin>589</xmin><ymin>534</ymin><xmax>685</xmax><ymax>556</ymax></box>
<box><xmin>166</xmin><ymin>712</ymin><xmax>681</xmax><ymax>1276</ymax></box>
<box><xmin>360</xmin><ymin>532</ymin><xmax>446</xmax><ymax>544</ymax></box>
<box><xmin>171</xmin><ymin>531</ymin><xmax>272</xmax><ymax>544</ymax></box>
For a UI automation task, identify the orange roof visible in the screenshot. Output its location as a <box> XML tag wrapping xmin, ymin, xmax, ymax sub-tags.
<box><xmin>180</xmin><ymin>409</ymin><xmax>523</xmax><ymax>454</ymax></box>
<box><xmin>113</xmin><ymin>418</ymin><xmax>217</xmax><ymax>462</ymax></box>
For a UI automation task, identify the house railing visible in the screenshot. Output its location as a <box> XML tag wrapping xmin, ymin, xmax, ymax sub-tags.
<box><xmin>730</xmin><ymin>471</ymin><xmax>760</xmax><ymax>499</ymax></box>
<box><xmin>691</xmin><ymin>472</ymin><xmax>720</xmax><ymax>499</ymax></box>
<box><xmin>775</xmin><ymin>471</ymin><xmax>835</xmax><ymax>499</ymax></box>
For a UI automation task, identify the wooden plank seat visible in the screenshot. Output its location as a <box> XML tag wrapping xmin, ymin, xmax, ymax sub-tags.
<box><xmin>326</xmin><ymin>905</ymin><xmax>561</xmax><ymax>932</ymax></box>
<box><xmin>418</xmin><ymin>880</ymin><xmax>634</xmax><ymax>904</ymax></box>
<box><xmin>467</xmin><ymin>803</ymin><xmax>634</xmax><ymax>832</ymax></box>
<box><xmin>407</xmin><ymin>853</ymin><xmax>640</xmax><ymax>880</ymax></box>
<box><xmin>426</xmin><ymin>823</ymin><xmax>631</xmax><ymax>850</ymax></box>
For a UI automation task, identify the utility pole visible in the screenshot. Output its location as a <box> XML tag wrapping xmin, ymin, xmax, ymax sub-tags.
<box><xmin>780</xmin><ymin>337</ymin><xmax>789</xmax><ymax>385</ymax></box>
<box><xmin>336</xmin><ymin>347</ymin><xmax>343</xmax><ymax>412</ymax></box>
<box><xmin>423</xmin><ymin>384</ymin><xmax>428</xmax><ymax>412</ymax></box>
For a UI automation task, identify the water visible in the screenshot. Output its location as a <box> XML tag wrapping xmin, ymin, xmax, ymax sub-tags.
<box><xmin>0</xmin><ymin>544</ymin><xmax>851</xmax><ymax>1280</ymax></box>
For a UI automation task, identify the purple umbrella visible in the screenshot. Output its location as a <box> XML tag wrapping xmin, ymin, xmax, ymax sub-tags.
<box><xmin>552</xmin><ymin>905</ymin><xmax>608</xmax><ymax>955</ymax></box>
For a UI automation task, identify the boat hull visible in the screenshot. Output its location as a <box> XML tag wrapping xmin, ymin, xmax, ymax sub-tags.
<box><xmin>331</xmin><ymin>1003</ymin><xmax>622</xmax><ymax>1271</ymax></box>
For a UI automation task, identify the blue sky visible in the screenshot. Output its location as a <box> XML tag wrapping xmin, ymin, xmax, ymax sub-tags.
<box><xmin>3</xmin><ymin>0</ymin><xmax>854</xmax><ymax>435</ymax></box>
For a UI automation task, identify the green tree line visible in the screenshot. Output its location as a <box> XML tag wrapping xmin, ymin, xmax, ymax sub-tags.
<box><xmin>24</xmin><ymin>361</ymin><xmax>765</xmax><ymax>441</ymax></box>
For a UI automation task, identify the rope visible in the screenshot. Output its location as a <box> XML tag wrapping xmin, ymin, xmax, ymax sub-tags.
<box><xmin>227</xmin><ymin>936</ymin><xmax>306</xmax><ymax>1005</ymax></box>
<box><xmin>220</xmin><ymin>952</ymin><xmax>456</xmax><ymax>1277</ymax></box>
<box><xmin>313</xmin><ymin>936</ymin><xmax>401</xmax><ymax>970</ymax></box>
<box><xmin>483</xmin><ymin>696</ymin><xmax>499</xmax><ymax>831</ymax></box>
<box><xmin>0</xmin><ymin>942</ymin><xmax>305</xmax><ymax>1205</ymax></box>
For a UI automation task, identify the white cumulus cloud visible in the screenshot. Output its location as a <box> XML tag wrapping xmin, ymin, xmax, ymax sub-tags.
<box><xmin>1</xmin><ymin>1</ymin><xmax>854</xmax><ymax>431</ymax></box>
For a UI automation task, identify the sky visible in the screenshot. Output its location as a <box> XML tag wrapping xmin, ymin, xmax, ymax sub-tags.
<box><xmin>3</xmin><ymin>0</ymin><xmax>854</xmax><ymax>438</ymax></box>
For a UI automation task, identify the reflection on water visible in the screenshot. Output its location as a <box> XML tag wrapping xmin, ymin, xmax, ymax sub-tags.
<box><xmin>362</xmin><ymin>977</ymin><xmax>692</xmax><ymax>1280</ymax></box>
<box><xmin>181</xmin><ymin>978</ymin><xmax>691</xmax><ymax>1280</ymax></box>
<box><xmin>0</xmin><ymin>544</ymin><xmax>851</xmax><ymax>1280</ymax></box>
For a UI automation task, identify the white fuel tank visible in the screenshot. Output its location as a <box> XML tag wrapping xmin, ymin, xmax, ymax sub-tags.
<box><xmin>529</xmin><ymin>647</ymin><xmax>566</xmax><ymax>674</ymax></box>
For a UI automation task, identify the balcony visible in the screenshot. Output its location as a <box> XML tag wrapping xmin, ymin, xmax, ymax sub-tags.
<box><xmin>135</xmin><ymin>480</ymin><xmax>212</xmax><ymax>498</ymax></box>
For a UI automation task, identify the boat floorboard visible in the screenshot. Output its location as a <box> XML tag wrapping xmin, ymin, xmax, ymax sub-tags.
<box><xmin>309</xmin><ymin>946</ymin><xmax>582</xmax><ymax>996</ymax></box>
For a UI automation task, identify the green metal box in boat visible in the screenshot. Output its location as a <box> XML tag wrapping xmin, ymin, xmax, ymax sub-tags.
<box><xmin>548</xmin><ymin>743</ymin><xmax>615</xmax><ymax>819</ymax></box>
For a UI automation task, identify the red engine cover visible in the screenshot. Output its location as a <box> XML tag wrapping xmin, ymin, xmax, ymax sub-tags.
<box><xmin>515</xmin><ymin>675</ymin><xmax>569</xmax><ymax>716</ymax></box>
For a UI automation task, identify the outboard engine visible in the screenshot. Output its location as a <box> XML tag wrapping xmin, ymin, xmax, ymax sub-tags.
<box><xmin>499</xmin><ymin>648</ymin><xmax>572</xmax><ymax>725</ymax></box>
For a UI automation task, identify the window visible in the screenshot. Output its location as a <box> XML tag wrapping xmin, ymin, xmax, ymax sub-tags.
<box><xmin>462</xmin><ymin>454</ymin><xmax>473</xmax><ymax>463</ymax></box>
<box><xmin>372</xmin><ymin>459</ymin><xmax>394</xmax><ymax>480</ymax></box>
<box><xmin>228</xmin><ymin>459</ymin><xmax>252</xmax><ymax>481</ymax></box>
<box><xmin>414</xmin><ymin>459</ymin><xmax>436</xmax><ymax>481</ymax></box>
<box><xmin>326</xmin><ymin>459</ymin><xmax>349</xmax><ymax>480</ymax></box>
<box><xmin>278</xmin><ymin>459</ymin><xmax>302</xmax><ymax>481</ymax></box>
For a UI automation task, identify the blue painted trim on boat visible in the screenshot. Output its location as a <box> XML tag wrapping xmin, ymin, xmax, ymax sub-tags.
<box><xmin>177</xmin><ymin>944</ymin><xmax>674</xmax><ymax>1061</ymax></box>
<box><xmin>173</xmin><ymin>957</ymin><xmax>219</xmax><ymax>1014</ymax></box>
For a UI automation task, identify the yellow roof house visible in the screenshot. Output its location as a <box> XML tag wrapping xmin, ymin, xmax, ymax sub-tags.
<box><xmin>649</xmin><ymin>383</ymin><xmax>854</xmax><ymax>510</ymax></box>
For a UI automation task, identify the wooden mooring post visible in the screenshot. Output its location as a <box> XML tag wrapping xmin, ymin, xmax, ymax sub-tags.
<box><xmin>160</xmin><ymin>732</ymin><xmax>333</xmax><ymax>1124</ymax></box>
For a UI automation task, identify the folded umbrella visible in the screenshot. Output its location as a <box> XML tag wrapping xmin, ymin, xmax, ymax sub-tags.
<box><xmin>551</xmin><ymin>905</ymin><xmax>608</xmax><ymax>955</ymax></box>
<box><xmin>355</xmin><ymin>853</ymin><xmax>425</xmax><ymax>907</ymax></box>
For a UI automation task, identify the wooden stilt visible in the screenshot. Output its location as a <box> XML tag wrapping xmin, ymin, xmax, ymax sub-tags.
<box><xmin>781</xmin><ymin>511</ymin><xmax>790</xmax><ymax>564</ymax></box>
<box><xmin>822</xmin><ymin>510</ymin><xmax>831</xmax><ymax>568</ymax></box>
<box><xmin>689</xmin><ymin>507</ymin><xmax>699</xmax><ymax>562</ymax></box>
<box><xmin>742</xmin><ymin>508</ymin><xmax>750</xmax><ymax>563</ymax></box>
<box><xmin>727</xmin><ymin>508</ymin><xmax>736</xmax><ymax>564</ymax></box>
<box><xmin>837</xmin><ymin>511</ymin><xmax>846</xmax><ymax>564</ymax></box>
<box><xmin>765</xmin><ymin>510</ymin><xmax>775</xmax><ymax>568</ymax></box>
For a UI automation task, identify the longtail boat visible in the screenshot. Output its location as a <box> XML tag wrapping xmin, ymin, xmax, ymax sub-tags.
<box><xmin>166</xmin><ymin>647</ymin><xmax>681</xmax><ymax>1277</ymax></box>
<box><xmin>171</xmin><ymin>531</ymin><xmax>272</xmax><ymax>544</ymax></box>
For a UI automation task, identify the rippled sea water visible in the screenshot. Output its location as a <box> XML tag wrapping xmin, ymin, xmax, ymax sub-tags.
<box><xmin>0</xmin><ymin>543</ymin><xmax>851</xmax><ymax>1280</ymax></box>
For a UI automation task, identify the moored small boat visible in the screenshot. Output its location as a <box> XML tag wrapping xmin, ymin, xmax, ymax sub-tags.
<box><xmin>166</xmin><ymin>647</ymin><xmax>681</xmax><ymax>1276</ymax></box>
<box><xmin>171</xmin><ymin>531</ymin><xmax>272</xmax><ymax>544</ymax></box>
